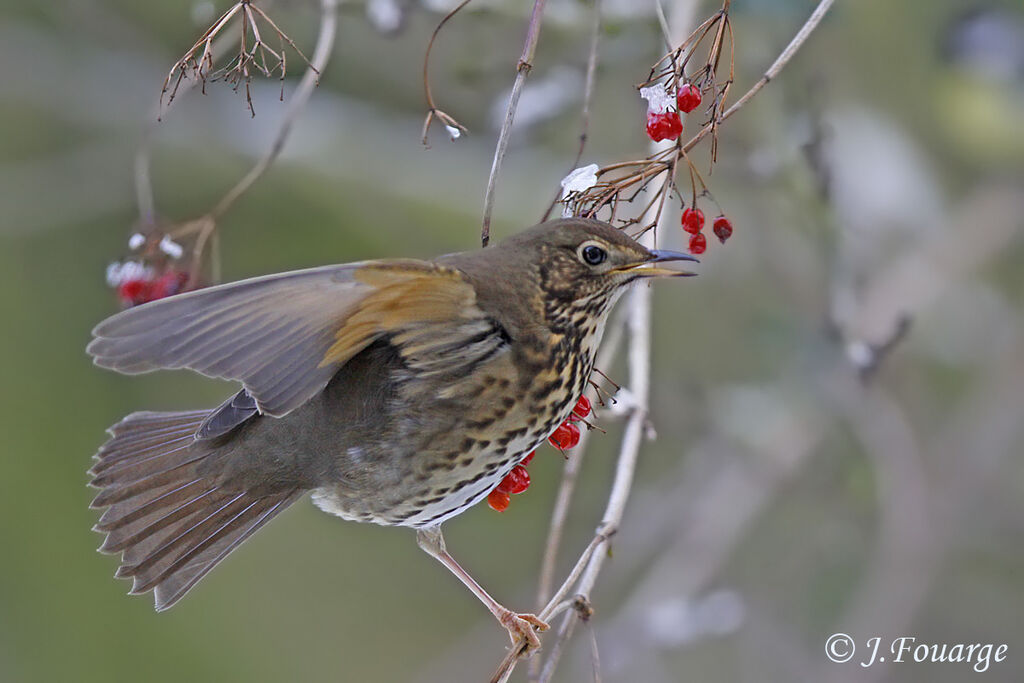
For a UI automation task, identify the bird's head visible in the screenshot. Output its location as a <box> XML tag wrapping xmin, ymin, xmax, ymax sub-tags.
<box><xmin>499</xmin><ymin>218</ymin><xmax>697</xmax><ymax>314</ymax></box>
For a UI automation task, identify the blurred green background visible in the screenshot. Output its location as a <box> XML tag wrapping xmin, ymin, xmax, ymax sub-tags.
<box><xmin>1</xmin><ymin>1</ymin><xmax>1022</xmax><ymax>681</ymax></box>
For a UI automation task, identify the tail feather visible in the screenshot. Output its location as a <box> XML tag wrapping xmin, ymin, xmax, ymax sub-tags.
<box><xmin>92</xmin><ymin>410</ymin><xmax>209</xmax><ymax>465</ymax></box>
<box><xmin>90</xmin><ymin>433</ymin><xmax>198</xmax><ymax>476</ymax></box>
<box><xmin>91</xmin><ymin>410</ymin><xmax>301</xmax><ymax>610</ymax></box>
<box><xmin>91</xmin><ymin>463</ymin><xmax>206</xmax><ymax>508</ymax></box>
<box><xmin>97</xmin><ymin>484</ymin><xmax>218</xmax><ymax>553</ymax></box>
<box><xmin>152</xmin><ymin>494</ymin><xmax>297</xmax><ymax>610</ymax></box>
<box><xmin>115</xmin><ymin>493</ymin><xmax>231</xmax><ymax>571</ymax></box>
<box><xmin>93</xmin><ymin>478</ymin><xmax>203</xmax><ymax>543</ymax></box>
<box><xmin>122</xmin><ymin>492</ymin><xmax>252</xmax><ymax>581</ymax></box>
<box><xmin>90</xmin><ymin>448</ymin><xmax>208</xmax><ymax>489</ymax></box>
<box><xmin>95</xmin><ymin>479</ymin><xmax>210</xmax><ymax>530</ymax></box>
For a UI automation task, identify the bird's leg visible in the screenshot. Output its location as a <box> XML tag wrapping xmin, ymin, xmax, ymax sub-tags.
<box><xmin>416</xmin><ymin>525</ymin><xmax>549</xmax><ymax>653</ymax></box>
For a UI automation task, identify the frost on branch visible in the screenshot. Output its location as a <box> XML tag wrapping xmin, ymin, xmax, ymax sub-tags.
<box><xmin>559</xmin><ymin>163</ymin><xmax>600</xmax><ymax>217</ymax></box>
<box><xmin>640</xmin><ymin>83</ymin><xmax>674</xmax><ymax>114</ymax></box>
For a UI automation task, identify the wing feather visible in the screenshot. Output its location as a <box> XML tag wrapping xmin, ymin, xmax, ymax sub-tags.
<box><xmin>88</xmin><ymin>259</ymin><xmax>482</xmax><ymax>418</ymax></box>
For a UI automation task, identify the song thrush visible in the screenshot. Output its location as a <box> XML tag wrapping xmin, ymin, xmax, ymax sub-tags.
<box><xmin>87</xmin><ymin>218</ymin><xmax>696</xmax><ymax>651</ymax></box>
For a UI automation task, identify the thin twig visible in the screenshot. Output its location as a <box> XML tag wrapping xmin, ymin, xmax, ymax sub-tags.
<box><xmin>161</xmin><ymin>1</ymin><xmax>317</xmax><ymax>118</ymax></box>
<box><xmin>136</xmin><ymin>0</ymin><xmax>332</xmax><ymax>280</ymax></box>
<box><xmin>569</xmin><ymin>0</ymin><xmax>832</xmax><ymax>227</ymax></box>
<box><xmin>579</xmin><ymin>0</ymin><xmax>837</xmax><ymax>596</ymax></box>
<box><xmin>161</xmin><ymin>2</ymin><xmax>244</xmax><ymax>109</ymax></box>
<box><xmin>480</xmin><ymin>0</ymin><xmax>548</xmax><ymax>247</ymax></box>
<box><xmin>512</xmin><ymin>98</ymin><xmax>672</xmax><ymax>683</ymax></box>
<box><xmin>530</xmin><ymin>239</ymin><xmax>658</xmax><ymax>682</ymax></box>
<box><xmin>538</xmin><ymin>534</ymin><xmax>608</xmax><ymax>621</ymax></box>
<box><xmin>654</xmin><ymin>0</ymin><xmax>673</xmax><ymax>52</ymax></box>
<box><xmin>541</xmin><ymin>0</ymin><xmax>602</xmax><ymax>222</ymax></box>
<box><xmin>533</xmin><ymin>304</ymin><xmax>626</xmax><ymax>620</ymax></box>
<box><xmin>680</xmin><ymin>0</ymin><xmax>834</xmax><ymax>156</ymax></box>
<box><xmin>134</xmin><ymin>138</ymin><xmax>156</xmax><ymax>227</ymax></box>
<box><xmin>587</xmin><ymin>619</ymin><xmax>602</xmax><ymax>683</ymax></box>
<box><xmin>421</xmin><ymin>0</ymin><xmax>473</xmax><ymax>145</ymax></box>
<box><xmin>536</xmin><ymin>611</ymin><xmax>578</xmax><ymax>683</ymax></box>
<box><xmin>210</xmin><ymin>0</ymin><xmax>337</xmax><ymax>220</ymax></box>
<box><xmin>515</xmin><ymin>0</ymin><xmax>835</xmax><ymax>678</ymax></box>
<box><xmin>135</xmin><ymin>19</ymin><xmax>240</xmax><ymax>226</ymax></box>
<box><xmin>575</xmin><ymin>244</ymin><xmax>653</xmax><ymax>590</ymax></box>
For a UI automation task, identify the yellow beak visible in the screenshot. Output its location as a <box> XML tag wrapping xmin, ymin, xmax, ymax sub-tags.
<box><xmin>622</xmin><ymin>249</ymin><xmax>698</xmax><ymax>278</ymax></box>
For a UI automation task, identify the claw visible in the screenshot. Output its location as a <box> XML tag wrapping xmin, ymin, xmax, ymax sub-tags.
<box><xmin>498</xmin><ymin>610</ymin><xmax>549</xmax><ymax>654</ymax></box>
<box><xmin>414</xmin><ymin>527</ymin><xmax>550</xmax><ymax>655</ymax></box>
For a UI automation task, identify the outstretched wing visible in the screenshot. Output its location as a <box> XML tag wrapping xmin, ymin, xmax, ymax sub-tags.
<box><xmin>88</xmin><ymin>260</ymin><xmax>481</xmax><ymax>418</ymax></box>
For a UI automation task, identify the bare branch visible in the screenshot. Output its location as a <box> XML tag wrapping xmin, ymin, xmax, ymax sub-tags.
<box><xmin>161</xmin><ymin>0</ymin><xmax>318</xmax><ymax>118</ymax></box>
<box><xmin>133</xmin><ymin>138</ymin><xmax>156</xmax><ymax>227</ymax></box>
<box><xmin>133</xmin><ymin>0</ymin><xmax>334</xmax><ymax>289</ymax></box>
<box><xmin>536</xmin><ymin>611</ymin><xmax>579</xmax><ymax>683</ymax></box>
<box><xmin>134</xmin><ymin>18</ymin><xmax>240</xmax><ymax>227</ymax></box>
<box><xmin>508</xmin><ymin>0</ymin><xmax>835</xmax><ymax>678</ymax></box>
<box><xmin>421</xmin><ymin>0</ymin><xmax>473</xmax><ymax>146</ymax></box>
<box><xmin>541</xmin><ymin>0</ymin><xmax>603</xmax><ymax>222</ymax></box>
<box><xmin>680</xmin><ymin>0</ymin><xmax>835</xmax><ymax>156</ymax></box>
<box><xmin>534</xmin><ymin>304</ymin><xmax>626</xmax><ymax>616</ymax></box>
<box><xmin>209</xmin><ymin>0</ymin><xmax>338</xmax><ymax>220</ymax></box>
<box><xmin>480</xmin><ymin>0</ymin><xmax>548</xmax><ymax>247</ymax></box>
<box><xmin>564</xmin><ymin>0</ymin><xmax>834</xmax><ymax>231</ymax></box>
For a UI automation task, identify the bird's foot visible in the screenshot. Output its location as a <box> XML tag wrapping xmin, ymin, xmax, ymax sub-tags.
<box><xmin>496</xmin><ymin>608</ymin><xmax>549</xmax><ymax>654</ymax></box>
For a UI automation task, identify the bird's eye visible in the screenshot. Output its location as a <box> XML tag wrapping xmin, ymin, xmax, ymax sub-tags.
<box><xmin>580</xmin><ymin>244</ymin><xmax>607</xmax><ymax>266</ymax></box>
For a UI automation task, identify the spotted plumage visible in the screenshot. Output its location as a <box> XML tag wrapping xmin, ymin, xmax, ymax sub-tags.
<box><xmin>86</xmin><ymin>217</ymin><xmax>695</xmax><ymax>647</ymax></box>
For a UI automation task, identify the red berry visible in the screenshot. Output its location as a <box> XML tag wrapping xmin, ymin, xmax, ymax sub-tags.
<box><xmin>149</xmin><ymin>270</ymin><xmax>189</xmax><ymax>301</ymax></box>
<box><xmin>549</xmin><ymin>421</ymin><xmax>581</xmax><ymax>450</ymax></box>
<box><xmin>548</xmin><ymin>423</ymin><xmax>571</xmax><ymax>449</ymax></box>
<box><xmin>520</xmin><ymin>450</ymin><xmax>536</xmax><ymax>466</ymax></box>
<box><xmin>564</xmin><ymin>422</ymin><xmax>581</xmax><ymax>448</ymax></box>
<box><xmin>573</xmin><ymin>395</ymin><xmax>592</xmax><ymax>419</ymax></box>
<box><xmin>497</xmin><ymin>465</ymin><xmax>530</xmax><ymax>495</ymax></box>
<box><xmin>676</xmin><ymin>83</ymin><xmax>702</xmax><ymax>114</ymax></box>
<box><xmin>117</xmin><ymin>279</ymin><xmax>151</xmax><ymax>305</ymax></box>
<box><xmin>713</xmin><ymin>216</ymin><xmax>733</xmax><ymax>243</ymax></box>
<box><xmin>681</xmin><ymin>207</ymin><xmax>705</xmax><ymax>234</ymax></box>
<box><xmin>688</xmin><ymin>232</ymin><xmax>707</xmax><ymax>255</ymax></box>
<box><xmin>549</xmin><ymin>423</ymin><xmax>569</xmax><ymax>449</ymax></box>
<box><xmin>645</xmin><ymin>111</ymin><xmax>683</xmax><ymax>142</ymax></box>
<box><xmin>487</xmin><ymin>489</ymin><xmax>510</xmax><ymax>512</ymax></box>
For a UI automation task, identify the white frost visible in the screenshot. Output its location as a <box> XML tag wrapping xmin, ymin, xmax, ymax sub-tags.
<box><xmin>444</xmin><ymin>125</ymin><xmax>462</xmax><ymax>140</ymax></box>
<box><xmin>105</xmin><ymin>262</ymin><xmax>122</xmax><ymax>287</ymax></box>
<box><xmin>559</xmin><ymin>163</ymin><xmax>599</xmax><ymax>218</ymax></box>
<box><xmin>639</xmin><ymin>83</ymin><xmax>673</xmax><ymax>114</ymax></box>
<box><xmin>159</xmin><ymin>235</ymin><xmax>184</xmax><ymax>259</ymax></box>
<box><xmin>560</xmin><ymin>163</ymin><xmax>599</xmax><ymax>198</ymax></box>
<box><xmin>106</xmin><ymin>261</ymin><xmax>153</xmax><ymax>286</ymax></box>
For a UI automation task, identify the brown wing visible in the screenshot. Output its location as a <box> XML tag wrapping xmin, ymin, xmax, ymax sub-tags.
<box><xmin>88</xmin><ymin>259</ymin><xmax>480</xmax><ymax>418</ymax></box>
<box><xmin>322</xmin><ymin>262</ymin><xmax>485</xmax><ymax>366</ymax></box>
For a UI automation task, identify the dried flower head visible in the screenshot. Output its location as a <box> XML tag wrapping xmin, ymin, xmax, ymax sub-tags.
<box><xmin>161</xmin><ymin>0</ymin><xmax>318</xmax><ymax>117</ymax></box>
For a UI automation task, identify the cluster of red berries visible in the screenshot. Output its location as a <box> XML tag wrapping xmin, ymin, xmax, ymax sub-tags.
<box><xmin>487</xmin><ymin>395</ymin><xmax>592</xmax><ymax>512</ymax></box>
<box><xmin>107</xmin><ymin>232</ymin><xmax>192</xmax><ymax>307</ymax></box>
<box><xmin>114</xmin><ymin>268</ymin><xmax>190</xmax><ymax>306</ymax></box>
<box><xmin>486</xmin><ymin>450</ymin><xmax>534</xmax><ymax>513</ymax></box>
<box><xmin>644</xmin><ymin>82</ymin><xmax>703</xmax><ymax>143</ymax></box>
<box><xmin>681</xmin><ymin>206</ymin><xmax>733</xmax><ymax>255</ymax></box>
